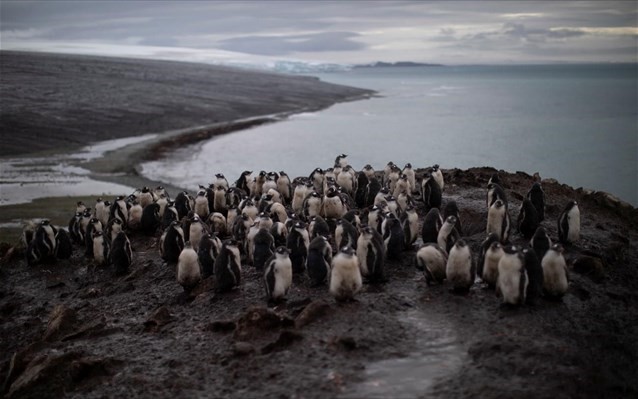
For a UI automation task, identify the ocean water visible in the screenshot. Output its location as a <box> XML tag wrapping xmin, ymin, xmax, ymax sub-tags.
<box><xmin>140</xmin><ymin>64</ymin><xmax>637</xmax><ymax>205</ymax></box>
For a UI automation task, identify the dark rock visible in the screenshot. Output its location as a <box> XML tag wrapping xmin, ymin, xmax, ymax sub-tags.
<box><xmin>330</xmin><ymin>336</ymin><xmax>359</xmax><ymax>351</ymax></box>
<box><xmin>61</xmin><ymin>318</ymin><xmax>120</xmax><ymax>341</ymax></box>
<box><xmin>143</xmin><ymin>306</ymin><xmax>174</xmax><ymax>332</ymax></box>
<box><xmin>261</xmin><ymin>330</ymin><xmax>304</xmax><ymax>354</ymax></box>
<box><xmin>45</xmin><ymin>275</ymin><xmax>66</xmax><ymax>289</ymax></box>
<box><xmin>7</xmin><ymin>351</ymin><xmax>84</xmax><ymax>397</ymax></box>
<box><xmin>2</xmin><ymin>342</ymin><xmax>44</xmax><ymax>394</ymax></box>
<box><xmin>232</xmin><ymin>342</ymin><xmax>256</xmax><ymax>357</ymax></box>
<box><xmin>205</xmin><ymin>320</ymin><xmax>237</xmax><ymax>333</ymax></box>
<box><xmin>234</xmin><ymin>306</ymin><xmax>295</xmax><ymax>341</ymax></box>
<box><xmin>43</xmin><ymin>304</ymin><xmax>77</xmax><ymax>342</ymax></box>
<box><xmin>295</xmin><ymin>299</ymin><xmax>331</xmax><ymax>329</ymax></box>
<box><xmin>573</xmin><ymin>256</ymin><xmax>605</xmax><ymax>282</ymax></box>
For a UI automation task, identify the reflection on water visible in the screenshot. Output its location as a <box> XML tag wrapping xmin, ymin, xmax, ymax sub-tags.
<box><xmin>341</xmin><ymin>309</ymin><xmax>465</xmax><ymax>399</ymax></box>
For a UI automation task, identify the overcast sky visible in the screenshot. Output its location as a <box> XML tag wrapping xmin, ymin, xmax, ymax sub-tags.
<box><xmin>1</xmin><ymin>1</ymin><xmax>636</xmax><ymax>65</ymax></box>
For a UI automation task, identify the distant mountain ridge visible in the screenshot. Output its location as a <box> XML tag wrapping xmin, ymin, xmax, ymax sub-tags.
<box><xmin>354</xmin><ymin>61</ymin><xmax>444</xmax><ymax>68</ymax></box>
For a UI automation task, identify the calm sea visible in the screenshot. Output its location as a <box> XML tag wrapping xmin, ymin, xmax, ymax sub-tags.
<box><xmin>141</xmin><ymin>64</ymin><xmax>637</xmax><ymax>205</ymax></box>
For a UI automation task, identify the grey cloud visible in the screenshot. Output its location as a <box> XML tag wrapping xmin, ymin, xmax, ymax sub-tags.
<box><xmin>216</xmin><ymin>32</ymin><xmax>366</xmax><ymax>56</ymax></box>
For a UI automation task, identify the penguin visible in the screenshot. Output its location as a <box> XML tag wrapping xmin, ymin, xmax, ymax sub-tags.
<box><xmin>374</xmin><ymin>186</ymin><xmax>390</xmax><ymax>208</ymax></box>
<box><xmin>301</xmin><ymin>191</ymin><xmax>321</xmax><ymax>220</ymax></box>
<box><xmin>496</xmin><ymin>245</ymin><xmax>528</xmax><ymax>306</ymax></box>
<box><xmin>362</xmin><ymin>164</ymin><xmax>376</xmax><ymax>180</ymax></box>
<box><xmin>95</xmin><ymin>198</ymin><xmax>110</xmax><ymax>227</ymax></box>
<box><xmin>323</xmin><ymin>168</ymin><xmax>337</xmax><ymax>194</ymax></box>
<box><xmin>558</xmin><ymin>200</ymin><xmax>580</xmax><ymax>245</ymax></box>
<box><xmin>161</xmin><ymin>201</ymin><xmax>179</xmax><ymax>229</ymax></box>
<box><xmin>241</xmin><ymin>198</ymin><xmax>259</xmax><ymax>221</ymax></box>
<box><xmin>225</xmin><ymin>187</ymin><xmax>244</xmax><ymax>209</ymax></box>
<box><xmin>35</xmin><ymin>219</ymin><xmax>57</xmax><ymax>260</ymax></box>
<box><xmin>437</xmin><ymin>215</ymin><xmax>460</xmax><ymax>254</ymax></box>
<box><xmin>487</xmin><ymin>199</ymin><xmax>511</xmax><ymax>242</ymax></box>
<box><xmin>445</xmin><ymin>239</ymin><xmax>474</xmax><ymax>293</ymax></box>
<box><xmin>252</xmin><ymin>170</ymin><xmax>267</xmax><ymax>197</ymax></box>
<box><xmin>110</xmin><ymin>196</ymin><xmax>129</xmax><ymax>229</ymax></box>
<box><xmin>174</xmin><ymin>191</ymin><xmax>193</xmax><ymax>220</ymax></box>
<box><xmin>207</xmin><ymin>212</ymin><xmax>227</xmax><ymax>237</ymax></box>
<box><xmin>226</xmin><ymin>206</ymin><xmax>238</xmax><ymax>234</ymax></box>
<box><xmin>335</xmin><ymin>218</ymin><xmax>359</xmax><ymax>250</ymax></box>
<box><xmin>421</xmin><ymin>208</ymin><xmax>443</xmax><ymax>244</ymax></box>
<box><xmin>194</xmin><ymin>190</ymin><xmax>209</xmax><ymax>219</ymax></box>
<box><xmin>477</xmin><ymin>233</ymin><xmax>501</xmax><ymax>284</ymax></box>
<box><xmin>156</xmin><ymin>195</ymin><xmax>168</xmax><ymax>219</ymax></box>
<box><xmin>322</xmin><ymin>186</ymin><xmax>346</xmax><ymax>219</ymax></box>
<box><xmin>245</xmin><ymin>221</ymin><xmax>261</xmax><ymax>263</ymax></box>
<box><xmin>92</xmin><ymin>231</ymin><xmax>109</xmax><ymax>267</ymax></box>
<box><xmin>262</xmin><ymin>174</ymin><xmax>278</xmax><ymax>196</ymax></box>
<box><xmin>365</xmin><ymin>176</ymin><xmax>382</xmax><ymax>207</ymax></box>
<box><xmin>526</xmin><ymin>182</ymin><xmax>545</xmax><ymax>221</ymax></box>
<box><xmin>381</xmin><ymin>212</ymin><xmax>405</xmax><ymax>260</ymax></box>
<box><xmin>270</xmin><ymin>221</ymin><xmax>288</xmax><ymax>248</ymax></box>
<box><xmin>234</xmin><ymin>170</ymin><xmax>253</xmax><ymax>194</ymax></box>
<box><xmin>343</xmin><ymin>209</ymin><xmax>361</xmax><ymax>230</ymax></box>
<box><xmin>231</xmin><ymin>213</ymin><xmax>253</xmax><ymax>249</ymax></box>
<box><xmin>264</xmin><ymin>246</ymin><xmax>293</xmax><ymax>302</ymax></box>
<box><xmin>160</xmin><ymin>221</ymin><xmax>185</xmax><ymax>263</ymax></box>
<box><xmin>214</xmin><ymin>240</ymin><xmax>242</xmax><ymax>292</ymax></box>
<box><xmin>416</xmin><ymin>243</ymin><xmax>448</xmax><ymax>285</ymax></box>
<box><xmin>488</xmin><ymin>172</ymin><xmax>501</xmax><ymax>186</ymax></box>
<box><xmin>212</xmin><ymin>185</ymin><xmax>228</xmax><ymax>214</ymax></box>
<box><xmin>400</xmin><ymin>204</ymin><xmax>419</xmax><ymax>249</ymax></box>
<box><xmin>336</xmin><ymin>165</ymin><xmax>355</xmax><ymax>196</ymax></box>
<box><xmin>292</xmin><ymin>180</ymin><xmax>310</xmax><ymax>214</ymax></box>
<box><xmin>110</xmin><ymin>231</ymin><xmax>132</xmax><ymax>276</ymax></box>
<box><xmin>286</xmin><ymin>220</ymin><xmax>310</xmax><ymax>275</ymax></box>
<box><xmin>309</xmin><ymin>215</ymin><xmax>330</xmax><ymax>240</ymax></box>
<box><xmin>356</xmin><ymin>225</ymin><xmax>386</xmax><ymax>283</ymax></box>
<box><xmin>421</xmin><ymin>172</ymin><xmax>442</xmax><ymax>211</ymax></box>
<box><xmin>26</xmin><ymin>239</ymin><xmax>43</xmax><ymax>266</ymax></box>
<box><xmin>307</xmin><ymin>236</ymin><xmax>333</xmax><ymax>286</ymax></box>
<box><xmin>55</xmin><ymin>228</ymin><xmax>73</xmax><ymax>260</ymax></box>
<box><xmin>276</xmin><ymin>171</ymin><xmax>292</xmax><ymax>204</ymax></box>
<box><xmin>188</xmin><ymin>214</ymin><xmax>208</xmax><ymax>252</ymax></box>
<box><xmin>22</xmin><ymin>219</ymin><xmax>39</xmax><ymax>248</ymax></box>
<box><xmin>198</xmin><ymin>233</ymin><xmax>221</xmax><ymax>278</ymax></box>
<box><xmin>541</xmin><ymin>244</ymin><xmax>569</xmax><ymax>298</ymax></box>
<box><xmin>84</xmin><ymin>218</ymin><xmax>103</xmax><ymax>258</ymax></box>
<box><xmin>383</xmin><ymin>161</ymin><xmax>396</xmax><ymax>186</ymax></box>
<box><xmin>335</xmin><ymin>153</ymin><xmax>348</xmax><ymax>168</ymax></box>
<box><xmin>392</xmin><ymin>174</ymin><xmax>410</xmax><ymax>198</ymax></box>
<box><xmin>106</xmin><ymin>217</ymin><xmax>124</xmax><ymax>244</ymax></box>
<box><xmin>354</xmin><ymin>172</ymin><xmax>369</xmax><ymax>209</ymax></box>
<box><xmin>253</xmin><ymin>227</ymin><xmax>275</xmax><ymax>271</ymax></box>
<box><xmin>78</xmin><ymin>208</ymin><xmax>92</xmax><ymax>244</ymax></box>
<box><xmin>268</xmin><ymin>202</ymin><xmax>288</xmax><ymax>224</ymax></box>
<box><xmin>138</xmin><ymin>187</ymin><xmax>154</xmax><ymax>209</ymax></box>
<box><xmin>75</xmin><ymin>201</ymin><xmax>87</xmax><ymax>213</ymax></box>
<box><xmin>177</xmin><ymin>242</ymin><xmax>201</xmax><ymax>293</ymax></box>
<box><xmin>154</xmin><ymin>186</ymin><xmax>169</xmax><ymax>201</ymax></box>
<box><xmin>431</xmin><ymin>164</ymin><xmax>444</xmax><ymax>191</ymax></box>
<box><xmin>384</xmin><ymin>195</ymin><xmax>399</xmax><ymax>217</ymax></box>
<box><xmin>396</xmin><ymin>191</ymin><xmax>413</xmax><ymax>214</ymax></box>
<box><xmin>330</xmin><ymin>246</ymin><xmax>363</xmax><ymax>302</ymax></box>
<box><xmin>481</xmin><ymin>240</ymin><xmax>504</xmax><ymax>289</ymax></box>
<box><xmin>530</xmin><ymin>226</ymin><xmax>552</xmax><ymax>261</ymax></box>
<box><xmin>366</xmin><ymin>205</ymin><xmax>385</xmax><ymax>235</ymax></box>
<box><xmin>213</xmin><ymin>173</ymin><xmax>229</xmax><ymax>190</ymax></box>
<box><xmin>68</xmin><ymin>212</ymin><xmax>83</xmax><ymax>245</ymax></box>
<box><xmin>128</xmin><ymin>202</ymin><xmax>143</xmax><ymax>231</ymax></box>
<box><xmin>141</xmin><ymin>202</ymin><xmax>161</xmax><ymax>235</ymax></box>
<box><xmin>443</xmin><ymin>200</ymin><xmax>463</xmax><ymax>236</ymax></box>
<box><xmin>402</xmin><ymin>163</ymin><xmax>416</xmax><ymax>193</ymax></box>
<box><xmin>486</xmin><ymin>183</ymin><xmax>507</xmax><ymax>209</ymax></box>
<box><xmin>522</xmin><ymin>248</ymin><xmax>543</xmax><ymax>306</ymax></box>
<box><xmin>517</xmin><ymin>199</ymin><xmax>539</xmax><ymax>240</ymax></box>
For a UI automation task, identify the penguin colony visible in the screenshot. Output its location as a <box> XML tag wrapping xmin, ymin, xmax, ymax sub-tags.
<box><xmin>25</xmin><ymin>155</ymin><xmax>579</xmax><ymax>305</ymax></box>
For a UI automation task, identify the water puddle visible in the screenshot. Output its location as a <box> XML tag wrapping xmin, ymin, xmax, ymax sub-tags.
<box><xmin>342</xmin><ymin>309</ymin><xmax>464</xmax><ymax>398</ymax></box>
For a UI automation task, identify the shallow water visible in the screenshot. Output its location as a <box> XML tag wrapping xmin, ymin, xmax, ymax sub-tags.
<box><xmin>141</xmin><ymin>64</ymin><xmax>637</xmax><ymax>205</ymax></box>
<box><xmin>341</xmin><ymin>309</ymin><xmax>465</xmax><ymax>398</ymax></box>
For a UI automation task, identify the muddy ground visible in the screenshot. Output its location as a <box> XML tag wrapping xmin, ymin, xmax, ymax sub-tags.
<box><xmin>1</xmin><ymin>167</ymin><xmax>636</xmax><ymax>399</ymax></box>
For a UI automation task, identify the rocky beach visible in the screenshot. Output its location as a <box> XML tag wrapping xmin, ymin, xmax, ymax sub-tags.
<box><xmin>1</xmin><ymin>52</ymin><xmax>637</xmax><ymax>399</ymax></box>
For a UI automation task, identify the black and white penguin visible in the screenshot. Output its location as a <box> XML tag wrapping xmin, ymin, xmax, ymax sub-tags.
<box><xmin>234</xmin><ymin>170</ymin><xmax>253</xmax><ymax>194</ymax></box>
<box><xmin>486</xmin><ymin>182</ymin><xmax>507</xmax><ymax>209</ymax></box>
<box><xmin>138</xmin><ymin>187</ymin><xmax>154</xmax><ymax>209</ymax></box>
<box><xmin>400</xmin><ymin>204</ymin><xmax>419</xmax><ymax>249</ymax></box>
<box><xmin>141</xmin><ymin>202</ymin><xmax>161</xmax><ymax>235</ymax></box>
<box><xmin>194</xmin><ymin>190</ymin><xmax>210</xmax><ymax>219</ymax></box>
<box><xmin>160</xmin><ymin>221</ymin><xmax>185</xmax><ymax>263</ymax></box>
<box><xmin>198</xmin><ymin>232</ymin><xmax>222</xmax><ymax>278</ymax></box>
<box><xmin>307</xmin><ymin>236</ymin><xmax>333</xmax><ymax>286</ymax></box>
<box><xmin>356</xmin><ymin>225</ymin><xmax>386</xmax><ymax>283</ymax></box>
<box><xmin>522</xmin><ymin>248</ymin><xmax>543</xmax><ymax>306</ymax></box>
<box><xmin>154</xmin><ymin>186</ymin><xmax>169</xmax><ymax>201</ymax></box>
<box><xmin>383</xmin><ymin>161</ymin><xmax>396</xmax><ymax>186</ymax></box>
<box><xmin>431</xmin><ymin>164</ymin><xmax>444</xmax><ymax>191</ymax></box>
<box><xmin>156</xmin><ymin>195</ymin><xmax>168</xmax><ymax>219</ymax></box>
<box><xmin>335</xmin><ymin>153</ymin><xmax>348</xmax><ymax>168</ymax></box>
<box><xmin>128</xmin><ymin>202</ymin><xmax>143</xmax><ymax>231</ymax></box>
<box><xmin>286</xmin><ymin>220</ymin><xmax>310</xmax><ymax>274</ymax></box>
<box><xmin>110</xmin><ymin>196</ymin><xmax>129</xmax><ymax>229</ymax></box>
<box><xmin>530</xmin><ymin>226</ymin><xmax>552</xmax><ymax>261</ymax></box>
<box><xmin>445</xmin><ymin>239</ymin><xmax>474</xmax><ymax>293</ymax></box>
<box><xmin>443</xmin><ymin>200</ymin><xmax>463</xmax><ymax>236</ymax></box>
<box><xmin>402</xmin><ymin>163</ymin><xmax>416</xmax><ymax>194</ymax></box>
<box><xmin>526</xmin><ymin>182</ymin><xmax>545</xmax><ymax>221</ymax></box>
<box><xmin>437</xmin><ymin>215</ymin><xmax>460</xmax><ymax>254</ymax></box>
<box><xmin>35</xmin><ymin>219</ymin><xmax>57</xmax><ymax>260</ymax></box>
<box><xmin>106</xmin><ymin>217</ymin><xmax>124</xmax><ymax>244</ymax></box>
<box><xmin>252</xmin><ymin>170</ymin><xmax>267</xmax><ymax>197</ymax></box>
<box><xmin>110</xmin><ymin>231</ymin><xmax>132</xmax><ymax>276</ymax></box>
<box><xmin>291</xmin><ymin>180</ymin><xmax>309</xmax><ymax>214</ymax></box>
<box><xmin>54</xmin><ymin>228</ymin><xmax>73</xmax><ymax>260</ymax></box>
<box><xmin>541</xmin><ymin>244</ymin><xmax>569</xmax><ymax>298</ymax></box>
<box><xmin>213</xmin><ymin>173</ymin><xmax>229</xmax><ymax>190</ymax></box>
<box><xmin>342</xmin><ymin>209</ymin><xmax>361</xmax><ymax>230</ymax></box>
<box><xmin>231</xmin><ymin>213</ymin><xmax>253</xmax><ymax>249</ymax></box>
<box><xmin>174</xmin><ymin>191</ymin><xmax>193</xmax><ymax>220</ymax></box>
<box><xmin>225</xmin><ymin>187</ymin><xmax>244</xmax><ymax>210</ymax></box>
<box><xmin>277</xmin><ymin>171</ymin><xmax>292</xmax><ymax>204</ymax></box>
<box><xmin>330</xmin><ymin>246</ymin><xmax>363</xmax><ymax>302</ymax></box>
<box><xmin>253</xmin><ymin>227</ymin><xmax>275</xmax><ymax>271</ymax></box>
<box><xmin>161</xmin><ymin>200</ymin><xmax>179</xmax><ymax>229</ymax></box>
<box><xmin>382</xmin><ymin>212</ymin><xmax>405</xmax><ymax>260</ymax></box>
<box><xmin>241</xmin><ymin>198</ymin><xmax>259</xmax><ymax>221</ymax></box>
<box><xmin>496</xmin><ymin>245</ymin><xmax>527</xmax><ymax>305</ymax></box>
<box><xmin>487</xmin><ymin>199</ymin><xmax>511</xmax><ymax>242</ymax></box>
<box><xmin>308</xmin><ymin>215</ymin><xmax>330</xmax><ymax>240</ymax></box>
<box><xmin>362</xmin><ymin>164</ymin><xmax>376</xmax><ymax>180</ymax></box>
<box><xmin>68</xmin><ymin>212</ymin><xmax>83</xmax><ymax>245</ymax></box>
<box><xmin>214</xmin><ymin>240</ymin><xmax>242</xmax><ymax>292</ymax></box>
<box><xmin>92</xmin><ymin>230</ymin><xmax>109</xmax><ymax>267</ymax></box>
<box><xmin>212</xmin><ymin>185</ymin><xmax>228</xmax><ymax>214</ymax></box>
<box><xmin>392</xmin><ymin>174</ymin><xmax>410</xmax><ymax>198</ymax></box>
<box><xmin>188</xmin><ymin>214</ymin><xmax>208</xmax><ymax>252</ymax></box>
<box><xmin>416</xmin><ymin>243</ymin><xmax>448</xmax><ymax>285</ymax></box>
<box><xmin>264</xmin><ymin>246</ymin><xmax>293</xmax><ymax>302</ymax></box>
<box><xmin>354</xmin><ymin>172</ymin><xmax>369</xmax><ymax>209</ymax></box>
<box><xmin>488</xmin><ymin>172</ymin><xmax>501</xmax><ymax>186</ymax></box>
<box><xmin>384</xmin><ymin>195</ymin><xmax>399</xmax><ymax>217</ymax></box>
<box><xmin>421</xmin><ymin>208</ymin><xmax>443</xmax><ymax>244</ymax></box>
<box><xmin>386</xmin><ymin>165</ymin><xmax>401</xmax><ymax>194</ymax></box>
<box><xmin>366</xmin><ymin>205</ymin><xmax>385</xmax><ymax>235</ymax></box>
<box><xmin>226</xmin><ymin>206</ymin><xmax>238</xmax><ymax>234</ymax></box>
<box><xmin>309</xmin><ymin>167</ymin><xmax>325</xmax><ymax>194</ymax></box>
<box><xmin>336</xmin><ymin>165</ymin><xmax>356</xmax><ymax>196</ymax></box>
<box><xmin>373</xmin><ymin>186</ymin><xmax>390</xmax><ymax>208</ymax></box>
<box><xmin>207</xmin><ymin>212</ymin><xmax>227</xmax><ymax>237</ymax></box>
<box><xmin>322</xmin><ymin>186</ymin><xmax>346</xmax><ymax>219</ymax></box>
<box><xmin>95</xmin><ymin>198</ymin><xmax>110</xmax><ymax>227</ymax></box>
<box><xmin>558</xmin><ymin>200</ymin><xmax>580</xmax><ymax>245</ymax></box>
<box><xmin>335</xmin><ymin>218</ymin><xmax>359</xmax><ymax>250</ymax></box>
<box><xmin>480</xmin><ymin>239</ymin><xmax>504</xmax><ymax>289</ymax></box>
<box><xmin>177</xmin><ymin>242</ymin><xmax>201</xmax><ymax>293</ymax></box>
<box><xmin>517</xmin><ymin>199</ymin><xmax>539</xmax><ymax>240</ymax></box>
<box><xmin>421</xmin><ymin>172</ymin><xmax>442</xmax><ymax>211</ymax></box>
<box><xmin>84</xmin><ymin>218</ymin><xmax>103</xmax><ymax>258</ymax></box>
<box><xmin>78</xmin><ymin>208</ymin><xmax>92</xmax><ymax>244</ymax></box>
<box><xmin>365</xmin><ymin>176</ymin><xmax>382</xmax><ymax>207</ymax></box>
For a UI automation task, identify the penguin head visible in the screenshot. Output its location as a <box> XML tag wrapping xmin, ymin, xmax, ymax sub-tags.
<box><xmin>184</xmin><ymin>241</ymin><xmax>192</xmax><ymax>249</ymax></box>
<box><xmin>40</xmin><ymin>219</ymin><xmax>50</xmax><ymax>226</ymax></box>
<box><xmin>432</xmin><ymin>164</ymin><xmax>440</xmax><ymax>171</ymax></box>
<box><xmin>279</xmin><ymin>171</ymin><xmax>288</xmax><ymax>177</ymax></box>
<box><xmin>503</xmin><ymin>244</ymin><xmax>519</xmax><ymax>255</ymax></box>
<box><xmin>93</xmin><ymin>230</ymin><xmax>103</xmax><ymax>237</ymax></box>
<box><xmin>259</xmin><ymin>170</ymin><xmax>267</xmax><ymax>177</ymax></box>
<box><xmin>363</xmin><ymin>164</ymin><xmax>373</xmax><ymax>171</ymax></box>
<box><xmin>242</xmin><ymin>170</ymin><xmax>252</xmax><ymax>176</ymax></box>
<box><xmin>170</xmin><ymin>220</ymin><xmax>180</xmax><ymax>228</ymax></box>
<box><xmin>142</xmin><ymin>187</ymin><xmax>150</xmax><ymax>193</ymax></box>
<box><xmin>104</xmin><ymin>200</ymin><xmax>111</xmax><ymax>207</ymax></box>
<box><xmin>446</xmin><ymin>215</ymin><xmax>457</xmax><ymax>225</ymax></box>
<box><xmin>275</xmin><ymin>246</ymin><xmax>290</xmax><ymax>256</ymax></box>
<box><xmin>216</xmin><ymin>173</ymin><xmax>225</xmax><ymax>179</ymax></box>
<box><xmin>494</xmin><ymin>199</ymin><xmax>504</xmax><ymax>208</ymax></box>
<box><xmin>339</xmin><ymin>246</ymin><xmax>355</xmax><ymax>256</ymax></box>
<box><xmin>455</xmin><ymin>239</ymin><xmax>467</xmax><ymax>249</ymax></box>
<box><xmin>404</xmin><ymin>163</ymin><xmax>412</xmax><ymax>169</ymax></box>
<box><xmin>95</xmin><ymin>198</ymin><xmax>103</xmax><ymax>203</ymax></box>
<box><xmin>551</xmin><ymin>243</ymin><xmax>565</xmax><ymax>253</ymax></box>
<box><xmin>386</xmin><ymin>161</ymin><xmax>395</xmax><ymax>168</ymax></box>
<box><xmin>489</xmin><ymin>241</ymin><xmax>502</xmax><ymax>251</ymax></box>
<box><xmin>197</xmin><ymin>190</ymin><xmax>206</xmax><ymax>197</ymax></box>
<box><xmin>294</xmin><ymin>221</ymin><xmax>307</xmax><ymax>230</ymax></box>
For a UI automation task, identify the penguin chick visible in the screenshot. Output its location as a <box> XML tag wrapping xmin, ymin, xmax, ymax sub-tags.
<box><xmin>416</xmin><ymin>243</ymin><xmax>448</xmax><ymax>285</ymax></box>
<box><xmin>214</xmin><ymin>240</ymin><xmax>242</xmax><ymax>292</ymax></box>
<box><xmin>356</xmin><ymin>225</ymin><xmax>386</xmax><ymax>283</ymax></box>
<box><xmin>496</xmin><ymin>245</ymin><xmax>528</xmax><ymax>306</ymax></box>
<box><xmin>330</xmin><ymin>246</ymin><xmax>363</xmax><ymax>302</ymax></box>
<box><xmin>264</xmin><ymin>246</ymin><xmax>293</xmax><ymax>302</ymax></box>
<box><xmin>542</xmin><ymin>244</ymin><xmax>569</xmax><ymax>299</ymax></box>
<box><xmin>177</xmin><ymin>242</ymin><xmax>201</xmax><ymax>293</ymax></box>
<box><xmin>307</xmin><ymin>236</ymin><xmax>333</xmax><ymax>286</ymax></box>
<box><xmin>445</xmin><ymin>239</ymin><xmax>474</xmax><ymax>293</ymax></box>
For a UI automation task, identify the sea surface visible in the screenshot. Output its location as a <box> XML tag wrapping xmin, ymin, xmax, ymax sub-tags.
<box><xmin>141</xmin><ymin>64</ymin><xmax>637</xmax><ymax>205</ymax></box>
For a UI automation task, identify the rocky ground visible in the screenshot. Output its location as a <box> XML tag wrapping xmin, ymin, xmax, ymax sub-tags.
<box><xmin>1</xmin><ymin>167</ymin><xmax>636</xmax><ymax>399</ymax></box>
